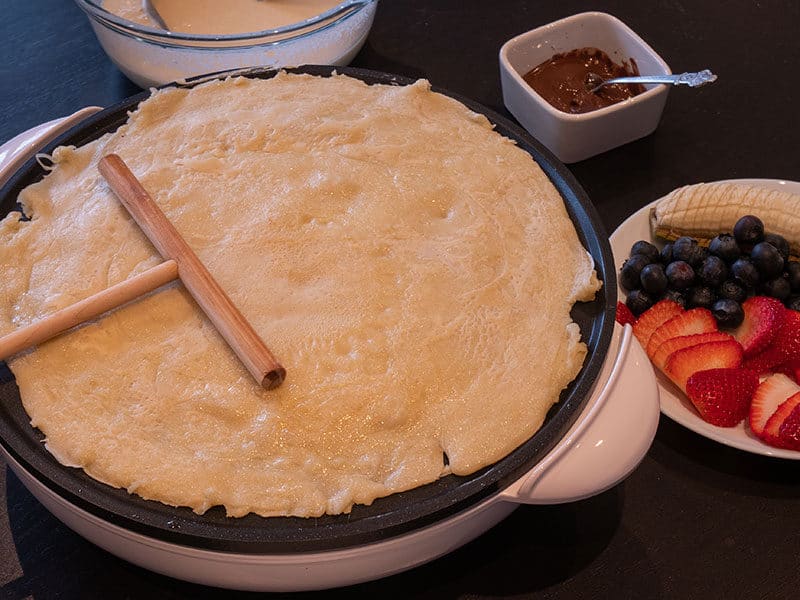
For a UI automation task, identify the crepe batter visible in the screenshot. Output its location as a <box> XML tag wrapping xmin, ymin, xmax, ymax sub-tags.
<box><xmin>0</xmin><ymin>73</ymin><xmax>600</xmax><ymax>517</ymax></box>
<box><xmin>103</xmin><ymin>0</ymin><xmax>342</xmax><ymax>33</ymax></box>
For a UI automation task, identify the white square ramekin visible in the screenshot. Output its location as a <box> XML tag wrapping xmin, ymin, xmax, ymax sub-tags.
<box><xmin>499</xmin><ymin>12</ymin><xmax>671</xmax><ymax>164</ymax></box>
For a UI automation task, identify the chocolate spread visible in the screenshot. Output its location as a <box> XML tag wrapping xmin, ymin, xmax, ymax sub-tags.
<box><xmin>523</xmin><ymin>47</ymin><xmax>646</xmax><ymax>114</ymax></box>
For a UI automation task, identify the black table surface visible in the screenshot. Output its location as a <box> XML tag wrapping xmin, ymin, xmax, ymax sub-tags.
<box><xmin>1</xmin><ymin>1</ymin><xmax>799</xmax><ymax>598</ymax></box>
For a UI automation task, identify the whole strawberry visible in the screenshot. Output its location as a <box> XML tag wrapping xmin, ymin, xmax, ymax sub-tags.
<box><xmin>685</xmin><ymin>368</ymin><xmax>758</xmax><ymax>427</ymax></box>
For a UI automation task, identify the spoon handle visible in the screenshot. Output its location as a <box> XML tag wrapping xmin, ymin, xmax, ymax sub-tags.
<box><xmin>601</xmin><ymin>70</ymin><xmax>718</xmax><ymax>88</ymax></box>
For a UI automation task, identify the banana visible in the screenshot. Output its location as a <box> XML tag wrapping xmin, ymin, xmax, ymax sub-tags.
<box><xmin>650</xmin><ymin>181</ymin><xmax>800</xmax><ymax>256</ymax></box>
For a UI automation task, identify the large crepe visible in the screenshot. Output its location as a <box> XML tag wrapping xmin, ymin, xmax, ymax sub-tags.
<box><xmin>0</xmin><ymin>73</ymin><xmax>600</xmax><ymax>517</ymax></box>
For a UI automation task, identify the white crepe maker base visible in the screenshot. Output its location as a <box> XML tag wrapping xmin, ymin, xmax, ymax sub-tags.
<box><xmin>0</xmin><ymin>111</ymin><xmax>659</xmax><ymax>592</ymax></box>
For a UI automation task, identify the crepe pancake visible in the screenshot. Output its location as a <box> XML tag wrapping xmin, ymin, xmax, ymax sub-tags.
<box><xmin>0</xmin><ymin>72</ymin><xmax>600</xmax><ymax>517</ymax></box>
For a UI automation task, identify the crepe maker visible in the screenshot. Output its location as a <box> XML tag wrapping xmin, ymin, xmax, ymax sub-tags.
<box><xmin>0</xmin><ymin>65</ymin><xmax>660</xmax><ymax>591</ymax></box>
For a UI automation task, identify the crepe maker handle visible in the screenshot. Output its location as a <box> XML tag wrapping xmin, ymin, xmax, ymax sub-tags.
<box><xmin>498</xmin><ymin>323</ymin><xmax>660</xmax><ymax>504</ymax></box>
<box><xmin>0</xmin><ymin>106</ymin><xmax>103</xmax><ymax>190</ymax></box>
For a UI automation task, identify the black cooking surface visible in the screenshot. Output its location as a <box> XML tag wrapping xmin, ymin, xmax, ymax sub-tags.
<box><xmin>0</xmin><ymin>65</ymin><xmax>615</xmax><ymax>553</ymax></box>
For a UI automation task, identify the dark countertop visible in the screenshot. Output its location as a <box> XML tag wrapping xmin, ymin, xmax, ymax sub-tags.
<box><xmin>1</xmin><ymin>1</ymin><xmax>798</xmax><ymax>598</ymax></box>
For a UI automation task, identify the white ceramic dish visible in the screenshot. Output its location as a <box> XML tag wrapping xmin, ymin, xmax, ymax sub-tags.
<box><xmin>74</xmin><ymin>0</ymin><xmax>378</xmax><ymax>87</ymax></box>
<box><xmin>499</xmin><ymin>11</ymin><xmax>671</xmax><ymax>164</ymax></box>
<box><xmin>610</xmin><ymin>178</ymin><xmax>800</xmax><ymax>460</ymax></box>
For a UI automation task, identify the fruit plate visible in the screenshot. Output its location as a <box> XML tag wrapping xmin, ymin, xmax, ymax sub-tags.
<box><xmin>610</xmin><ymin>178</ymin><xmax>800</xmax><ymax>459</ymax></box>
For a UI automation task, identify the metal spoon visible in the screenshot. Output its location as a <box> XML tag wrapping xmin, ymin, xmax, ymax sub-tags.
<box><xmin>585</xmin><ymin>69</ymin><xmax>718</xmax><ymax>93</ymax></box>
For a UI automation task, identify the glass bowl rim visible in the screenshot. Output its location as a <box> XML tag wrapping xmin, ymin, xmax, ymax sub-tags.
<box><xmin>75</xmin><ymin>0</ymin><xmax>377</xmax><ymax>44</ymax></box>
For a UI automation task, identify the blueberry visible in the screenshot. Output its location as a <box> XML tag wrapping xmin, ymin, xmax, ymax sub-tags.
<box><xmin>762</xmin><ymin>276</ymin><xmax>791</xmax><ymax>302</ymax></box>
<box><xmin>688</xmin><ymin>286</ymin><xmax>716</xmax><ymax>309</ymax></box>
<box><xmin>640</xmin><ymin>263</ymin><xmax>668</xmax><ymax>295</ymax></box>
<box><xmin>626</xmin><ymin>289</ymin><xmax>655</xmax><ymax>316</ymax></box>
<box><xmin>731</xmin><ymin>258</ymin><xmax>759</xmax><ymax>289</ymax></box>
<box><xmin>787</xmin><ymin>295</ymin><xmax>800</xmax><ymax>312</ymax></box>
<box><xmin>717</xmin><ymin>279</ymin><xmax>748</xmax><ymax>303</ymax></box>
<box><xmin>786</xmin><ymin>261</ymin><xmax>800</xmax><ymax>292</ymax></box>
<box><xmin>712</xmin><ymin>298</ymin><xmax>744</xmax><ymax>329</ymax></box>
<box><xmin>660</xmin><ymin>242</ymin><xmax>674</xmax><ymax>264</ymax></box>
<box><xmin>733</xmin><ymin>215</ymin><xmax>764</xmax><ymax>246</ymax></box>
<box><xmin>691</xmin><ymin>245</ymin><xmax>709</xmax><ymax>268</ymax></box>
<box><xmin>698</xmin><ymin>255</ymin><xmax>728</xmax><ymax>287</ymax></box>
<box><xmin>620</xmin><ymin>254</ymin><xmax>652</xmax><ymax>290</ymax></box>
<box><xmin>708</xmin><ymin>234</ymin><xmax>741</xmax><ymax>263</ymax></box>
<box><xmin>751</xmin><ymin>241</ymin><xmax>784</xmax><ymax>279</ymax></box>
<box><xmin>672</xmin><ymin>237</ymin><xmax>699</xmax><ymax>263</ymax></box>
<box><xmin>662</xmin><ymin>288</ymin><xmax>687</xmax><ymax>308</ymax></box>
<box><xmin>764</xmin><ymin>233</ymin><xmax>790</xmax><ymax>261</ymax></box>
<box><xmin>630</xmin><ymin>240</ymin><xmax>661</xmax><ymax>262</ymax></box>
<box><xmin>665</xmin><ymin>260</ymin><xmax>695</xmax><ymax>290</ymax></box>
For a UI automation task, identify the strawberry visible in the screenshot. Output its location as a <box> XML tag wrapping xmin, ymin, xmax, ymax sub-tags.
<box><xmin>650</xmin><ymin>331</ymin><xmax>733</xmax><ymax>373</ymax></box>
<box><xmin>685</xmin><ymin>368</ymin><xmax>758</xmax><ymax>427</ymax></box>
<box><xmin>615</xmin><ymin>301</ymin><xmax>636</xmax><ymax>327</ymax></box>
<box><xmin>761</xmin><ymin>391</ymin><xmax>800</xmax><ymax>447</ymax></box>
<box><xmin>632</xmin><ymin>299</ymin><xmax>683</xmax><ymax>349</ymax></box>
<box><xmin>749</xmin><ymin>373</ymin><xmax>800</xmax><ymax>437</ymax></box>
<box><xmin>664</xmin><ymin>339</ymin><xmax>743</xmax><ymax>392</ymax></box>
<box><xmin>742</xmin><ymin>347</ymin><xmax>784</xmax><ymax>376</ymax></box>
<box><xmin>732</xmin><ymin>296</ymin><xmax>785</xmax><ymax>357</ymax></box>
<box><xmin>777</xmin><ymin>404</ymin><xmax>800</xmax><ymax>451</ymax></box>
<box><xmin>775</xmin><ymin>358</ymin><xmax>800</xmax><ymax>383</ymax></box>
<box><xmin>771</xmin><ymin>308</ymin><xmax>800</xmax><ymax>361</ymax></box>
<box><xmin>645</xmin><ymin>308</ymin><xmax>718</xmax><ymax>359</ymax></box>
<box><xmin>743</xmin><ymin>308</ymin><xmax>800</xmax><ymax>374</ymax></box>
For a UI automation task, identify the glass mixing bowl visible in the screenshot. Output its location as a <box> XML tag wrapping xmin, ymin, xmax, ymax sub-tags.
<box><xmin>74</xmin><ymin>0</ymin><xmax>379</xmax><ymax>87</ymax></box>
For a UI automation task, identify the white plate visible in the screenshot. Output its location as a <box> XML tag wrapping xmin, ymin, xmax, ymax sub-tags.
<box><xmin>610</xmin><ymin>178</ymin><xmax>800</xmax><ymax>459</ymax></box>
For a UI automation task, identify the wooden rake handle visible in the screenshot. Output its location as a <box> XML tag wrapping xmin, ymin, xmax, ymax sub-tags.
<box><xmin>0</xmin><ymin>260</ymin><xmax>178</xmax><ymax>361</ymax></box>
<box><xmin>98</xmin><ymin>154</ymin><xmax>285</xmax><ymax>389</ymax></box>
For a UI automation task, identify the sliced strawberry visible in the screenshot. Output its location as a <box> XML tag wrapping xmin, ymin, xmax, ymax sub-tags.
<box><xmin>664</xmin><ymin>339</ymin><xmax>743</xmax><ymax>392</ymax></box>
<box><xmin>743</xmin><ymin>347</ymin><xmax>785</xmax><ymax>376</ymax></box>
<box><xmin>650</xmin><ymin>331</ymin><xmax>733</xmax><ymax>373</ymax></box>
<box><xmin>743</xmin><ymin>308</ymin><xmax>800</xmax><ymax>374</ymax></box>
<box><xmin>749</xmin><ymin>373</ymin><xmax>800</xmax><ymax>437</ymax></box>
<box><xmin>632</xmin><ymin>299</ymin><xmax>683</xmax><ymax>349</ymax></box>
<box><xmin>615</xmin><ymin>301</ymin><xmax>636</xmax><ymax>327</ymax></box>
<box><xmin>770</xmin><ymin>308</ymin><xmax>800</xmax><ymax>362</ymax></box>
<box><xmin>775</xmin><ymin>358</ymin><xmax>800</xmax><ymax>383</ymax></box>
<box><xmin>762</xmin><ymin>391</ymin><xmax>800</xmax><ymax>447</ymax></box>
<box><xmin>732</xmin><ymin>296</ymin><xmax>785</xmax><ymax>357</ymax></box>
<box><xmin>777</xmin><ymin>404</ymin><xmax>800</xmax><ymax>451</ymax></box>
<box><xmin>685</xmin><ymin>368</ymin><xmax>759</xmax><ymax>427</ymax></box>
<box><xmin>645</xmin><ymin>308</ymin><xmax>718</xmax><ymax>359</ymax></box>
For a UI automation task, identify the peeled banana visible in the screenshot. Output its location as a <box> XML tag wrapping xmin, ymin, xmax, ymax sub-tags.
<box><xmin>650</xmin><ymin>181</ymin><xmax>800</xmax><ymax>256</ymax></box>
